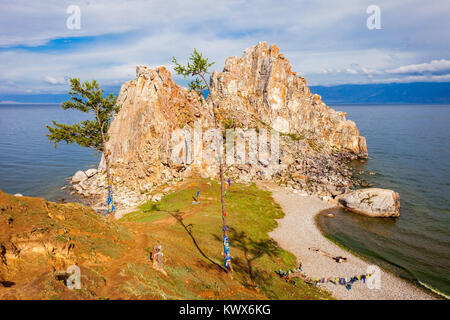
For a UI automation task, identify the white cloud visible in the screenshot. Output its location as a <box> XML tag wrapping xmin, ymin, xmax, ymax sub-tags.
<box><xmin>0</xmin><ymin>0</ymin><xmax>449</xmax><ymax>93</ymax></box>
<box><xmin>386</xmin><ymin>59</ymin><xmax>450</xmax><ymax>74</ymax></box>
<box><xmin>44</xmin><ymin>76</ymin><xmax>67</xmax><ymax>85</ymax></box>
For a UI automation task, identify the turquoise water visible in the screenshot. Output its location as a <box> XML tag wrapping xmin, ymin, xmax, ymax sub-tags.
<box><xmin>317</xmin><ymin>104</ymin><xmax>450</xmax><ymax>297</ymax></box>
<box><xmin>0</xmin><ymin>104</ymin><xmax>98</xmax><ymax>201</ymax></box>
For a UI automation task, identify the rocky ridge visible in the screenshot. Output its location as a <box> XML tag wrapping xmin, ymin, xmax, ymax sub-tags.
<box><xmin>209</xmin><ymin>42</ymin><xmax>367</xmax><ymax>158</ymax></box>
<box><xmin>70</xmin><ymin>42</ymin><xmax>370</xmax><ymax>211</ymax></box>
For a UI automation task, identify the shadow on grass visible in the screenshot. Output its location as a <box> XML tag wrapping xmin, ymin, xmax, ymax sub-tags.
<box><xmin>0</xmin><ymin>281</ymin><xmax>15</xmax><ymax>288</ymax></box>
<box><xmin>167</xmin><ymin>211</ymin><xmax>227</xmax><ymax>274</ymax></box>
<box><xmin>142</xmin><ymin>203</ymin><xmax>162</xmax><ymax>212</ymax></box>
<box><xmin>213</xmin><ymin>226</ymin><xmax>281</xmax><ymax>287</ymax></box>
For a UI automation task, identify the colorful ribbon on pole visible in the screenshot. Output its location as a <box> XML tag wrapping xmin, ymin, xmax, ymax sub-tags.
<box><xmin>225</xmin><ymin>178</ymin><xmax>231</xmax><ymax>197</ymax></box>
<box><xmin>223</xmin><ymin>233</ymin><xmax>231</xmax><ymax>271</ymax></box>
<box><xmin>276</xmin><ymin>268</ymin><xmax>372</xmax><ymax>291</ymax></box>
<box><xmin>107</xmin><ymin>182</ymin><xmax>115</xmax><ymax>215</ymax></box>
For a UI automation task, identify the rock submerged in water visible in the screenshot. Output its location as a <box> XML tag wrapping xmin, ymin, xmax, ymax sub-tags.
<box><xmin>337</xmin><ymin>188</ymin><xmax>400</xmax><ymax>218</ymax></box>
<box><xmin>71</xmin><ymin>170</ymin><xmax>88</xmax><ymax>184</ymax></box>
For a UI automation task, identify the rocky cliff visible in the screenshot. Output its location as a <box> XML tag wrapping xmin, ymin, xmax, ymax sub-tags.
<box><xmin>209</xmin><ymin>42</ymin><xmax>367</xmax><ymax>157</ymax></box>
<box><xmin>72</xmin><ymin>42</ymin><xmax>368</xmax><ymax>210</ymax></box>
<box><xmin>71</xmin><ymin>66</ymin><xmax>217</xmax><ymax>208</ymax></box>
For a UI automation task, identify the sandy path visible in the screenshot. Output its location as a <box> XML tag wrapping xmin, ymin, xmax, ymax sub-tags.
<box><xmin>262</xmin><ymin>183</ymin><xmax>434</xmax><ymax>300</ymax></box>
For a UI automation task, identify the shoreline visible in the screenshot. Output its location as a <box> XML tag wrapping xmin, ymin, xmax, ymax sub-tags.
<box><xmin>260</xmin><ymin>182</ymin><xmax>435</xmax><ymax>300</ymax></box>
<box><xmin>314</xmin><ymin>211</ymin><xmax>446</xmax><ymax>299</ymax></box>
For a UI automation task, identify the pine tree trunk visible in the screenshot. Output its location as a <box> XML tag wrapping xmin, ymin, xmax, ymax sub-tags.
<box><xmin>104</xmin><ymin>151</ymin><xmax>111</xmax><ymax>185</ymax></box>
<box><xmin>198</xmin><ymin>73</ymin><xmax>232</xmax><ymax>277</ymax></box>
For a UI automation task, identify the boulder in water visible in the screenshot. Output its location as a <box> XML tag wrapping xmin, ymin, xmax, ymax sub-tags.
<box><xmin>337</xmin><ymin>188</ymin><xmax>400</xmax><ymax>217</ymax></box>
<box><xmin>85</xmin><ymin>168</ymin><xmax>98</xmax><ymax>178</ymax></box>
<box><xmin>71</xmin><ymin>170</ymin><xmax>88</xmax><ymax>184</ymax></box>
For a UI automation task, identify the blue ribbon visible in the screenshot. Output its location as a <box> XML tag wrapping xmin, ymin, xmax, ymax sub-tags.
<box><xmin>107</xmin><ymin>185</ymin><xmax>115</xmax><ymax>213</ymax></box>
<box><xmin>223</xmin><ymin>234</ymin><xmax>231</xmax><ymax>270</ymax></box>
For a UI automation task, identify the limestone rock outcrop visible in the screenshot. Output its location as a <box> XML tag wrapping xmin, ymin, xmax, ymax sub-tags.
<box><xmin>209</xmin><ymin>42</ymin><xmax>368</xmax><ymax>158</ymax></box>
<box><xmin>70</xmin><ymin>65</ymin><xmax>218</xmax><ymax>210</ymax></box>
<box><xmin>107</xmin><ymin>66</ymin><xmax>218</xmax><ymax>190</ymax></box>
<box><xmin>337</xmin><ymin>188</ymin><xmax>400</xmax><ymax>217</ymax></box>
<box><xmin>70</xmin><ymin>42</ymin><xmax>370</xmax><ymax>210</ymax></box>
<box><xmin>105</xmin><ymin>65</ymin><xmax>216</xmax><ymax>193</ymax></box>
<box><xmin>71</xmin><ymin>170</ymin><xmax>88</xmax><ymax>184</ymax></box>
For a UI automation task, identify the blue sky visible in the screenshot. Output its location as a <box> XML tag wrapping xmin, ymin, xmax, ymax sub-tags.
<box><xmin>0</xmin><ymin>0</ymin><xmax>449</xmax><ymax>94</ymax></box>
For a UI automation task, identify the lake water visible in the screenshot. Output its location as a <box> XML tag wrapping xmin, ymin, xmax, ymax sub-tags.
<box><xmin>0</xmin><ymin>104</ymin><xmax>98</xmax><ymax>201</ymax></box>
<box><xmin>0</xmin><ymin>103</ymin><xmax>449</xmax><ymax>297</ymax></box>
<box><xmin>318</xmin><ymin>104</ymin><xmax>450</xmax><ymax>298</ymax></box>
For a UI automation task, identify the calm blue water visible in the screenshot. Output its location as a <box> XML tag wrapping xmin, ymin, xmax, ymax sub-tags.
<box><xmin>0</xmin><ymin>104</ymin><xmax>98</xmax><ymax>201</ymax></box>
<box><xmin>318</xmin><ymin>104</ymin><xmax>450</xmax><ymax>297</ymax></box>
<box><xmin>0</xmin><ymin>103</ymin><xmax>449</xmax><ymax>296</ymax></box>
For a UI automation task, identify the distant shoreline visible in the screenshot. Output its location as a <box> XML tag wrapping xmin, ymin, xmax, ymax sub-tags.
<box><xmin>0</xmin><ymin>102</ymin><xmax>61</xmax><ymax>105</ymax></box>
<box><xmin>2</xmin><ymin>81</ymin><xmax>450</xmax><ymax>105</ymax></box>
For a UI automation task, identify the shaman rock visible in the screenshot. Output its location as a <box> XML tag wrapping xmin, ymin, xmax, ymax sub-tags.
<box><xmin>209</xmin><ymin>41</ymin><xmax>368</xmax><ymax>158</ymax></box>
<box><xmin>71</xmin><ymin>43</ymin><xmax>370</xmax><ymax>209</ymax></box>
<box><xmin>105</xmin><ymin>65</ymin><xmax>216</xmax><ymax>192</ymax></box>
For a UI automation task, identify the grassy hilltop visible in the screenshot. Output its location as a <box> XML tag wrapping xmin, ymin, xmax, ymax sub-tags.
<box><xmin>0</xmin><ymin>180</ymin><xmax>332</xmax><ymax>300</ymax></box>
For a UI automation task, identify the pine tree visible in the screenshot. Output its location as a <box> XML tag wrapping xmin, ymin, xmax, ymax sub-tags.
<box><xmin>46</xmin><ymin>78</ymin><xmax>120</xmax><ymax>214</ymax></box>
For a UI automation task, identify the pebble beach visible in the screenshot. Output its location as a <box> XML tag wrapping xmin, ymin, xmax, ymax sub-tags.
<box><xmin>262</xmin><ymin>183</ymin><xmax>435</xmax><ymax>300</ymax></box>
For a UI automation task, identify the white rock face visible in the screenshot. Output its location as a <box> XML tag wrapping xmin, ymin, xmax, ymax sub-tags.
<box><xmin>337</xmin><ymin>188</ymin><xmax>400</xmax><ymax>218</ymax></box>
<box><xmin>14</xmin><ymin>193</ymin><xmax>23</xmax><ymax>197</ymax></box>
<box><xmin>69</xmin><ymin>42</ymin><xmax>372</xmax><ymax>210</ymax></box>
<box><xmin>152</xmin><ymin>193</ymin><xmax>163</xmax><ymax>202</ymax></box>
<box><xmin>209</xmin><ymin>41</ymin><xmax>368</xmax><ymax>158</ymax></box>
<box><xmin>72</xmin><ymin>170</ymin><xmax>88</xmax><ymax>184</ymax></box>
<box><xmin>105</xmin><ymin>65</ymin><xmax>216</xmax><ymax>192</ymax></box>
<box><xmin>85</xmin><ymin>168</ymin><xmax>98</xmax><ymax>178</ymax></box>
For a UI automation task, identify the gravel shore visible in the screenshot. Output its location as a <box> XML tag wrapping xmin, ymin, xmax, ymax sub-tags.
<box><xmin>262</xmin><ymin>183</ymin><xmax>434</xmax><ymax>300</ymax></box>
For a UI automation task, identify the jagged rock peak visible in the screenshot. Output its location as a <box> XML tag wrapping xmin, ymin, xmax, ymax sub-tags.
<box><xmin>106</xmin><ymin>64</ymin><xmax>216</xmax><ymax>192</ymax></box>
<box><xmin>210</xmin><ymin>41</ymin><xmax>368</xmax><ymax>158</ymax></box>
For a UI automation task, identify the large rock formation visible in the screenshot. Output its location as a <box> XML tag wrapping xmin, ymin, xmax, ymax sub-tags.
<box><xmin>209</xmin><ymin>42</ymin><xmax>368</xmax><ymax>157</ymax></box>
<box><xmin>337</xmin><ymin>188</ymin><xmax>400</xmax><ymax>217</ymax></box>
<box><xmin>71</xmin><ymin>65</ymin><xmax>218</xmax><ymax>208</ymax></box>
<box><xmin>71</xmin><ymin>42</ymin><xmax>369</xmax><ymax>210</ymax></box>
<box><xmin>105</xmin><ymin>65</ymin><xmax>217</xmax><ymax>187</ymax></box>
